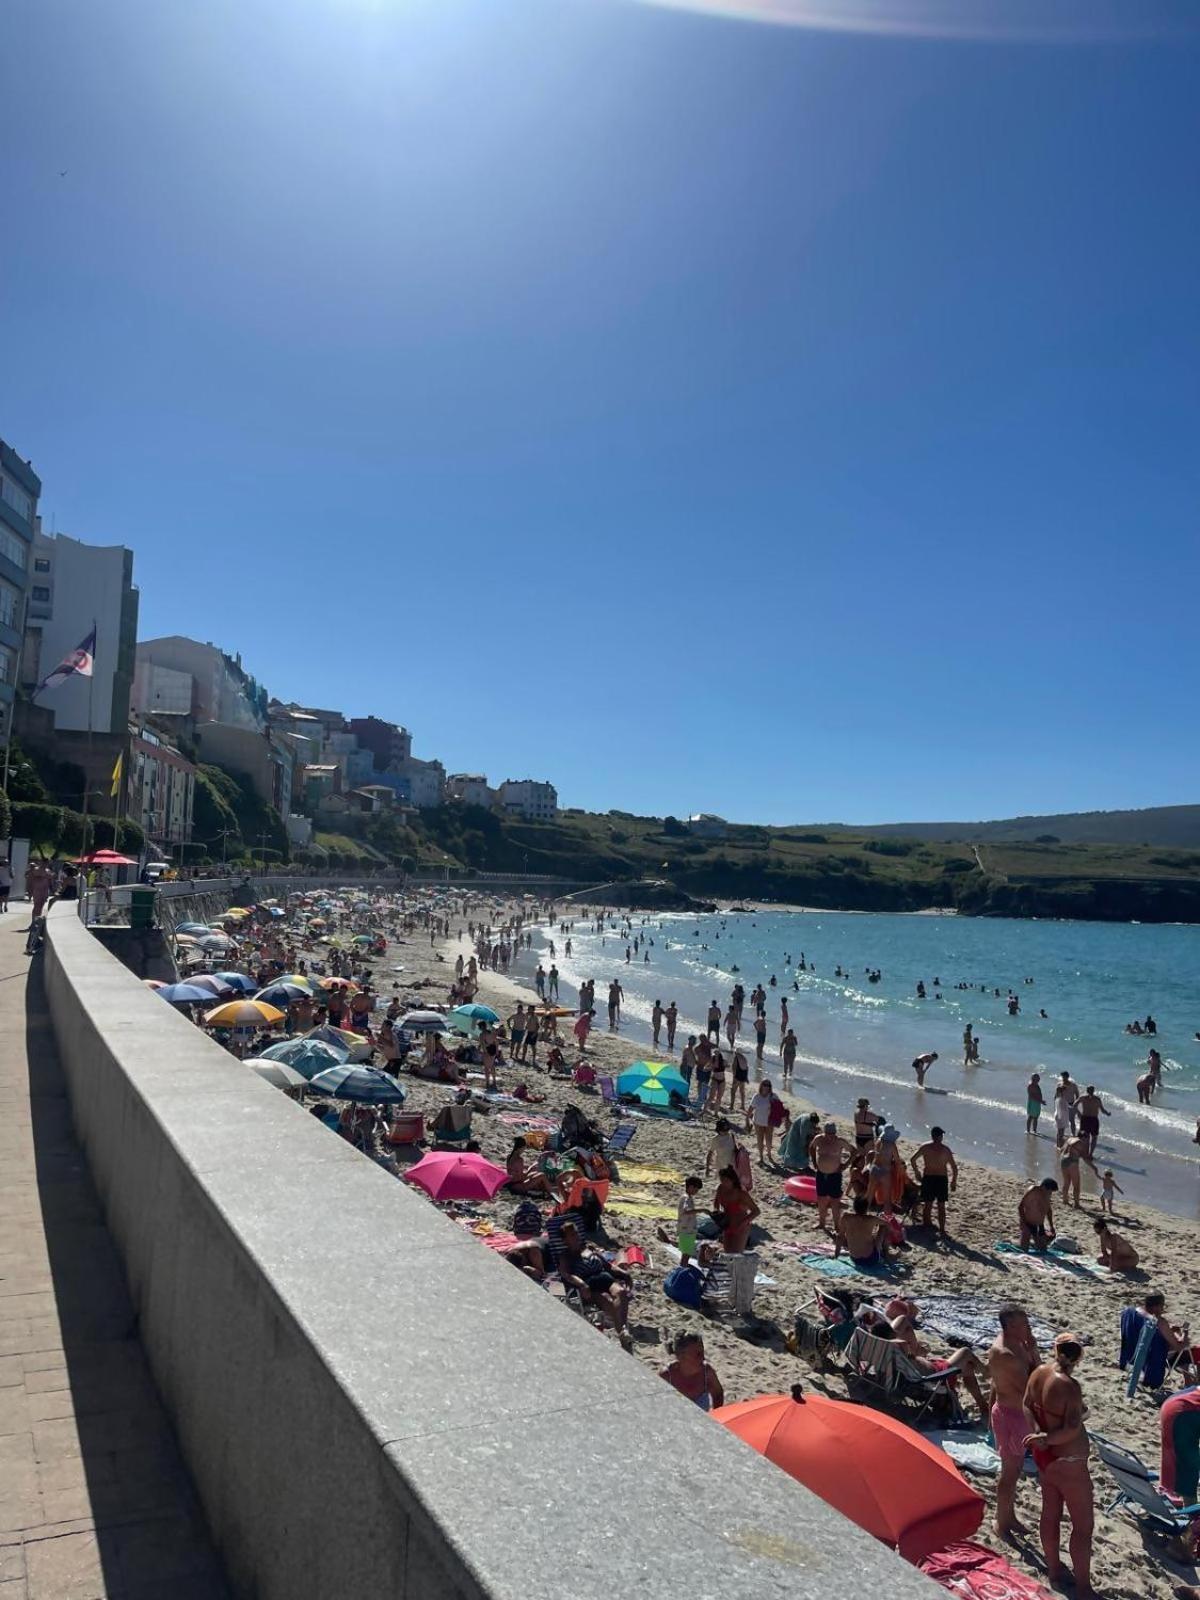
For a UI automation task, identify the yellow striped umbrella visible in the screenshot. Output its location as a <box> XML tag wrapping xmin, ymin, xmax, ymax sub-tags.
<box><xmin>203</xmin><ymin>1000</ymin><xmax>285</xmax><ymax>1029</ymax></box>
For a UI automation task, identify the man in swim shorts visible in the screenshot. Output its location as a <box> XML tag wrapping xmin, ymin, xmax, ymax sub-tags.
<box><xmin>986</xmin><ymin>1303</ymin><xmax>1041</xmax><ymax>1538</ymax></box>
<box><xmin>909</xmin><ymin>1126</ymin><xmax>957</xmax><ymax>1237</ymax></box>
<box><xmin>809</xmin><ymin>1122</ymin><xmax>853</xmax><ymax>1233</ymax></box>
<box><xmin>1018</xmin><ymin>1178</ymin><xmax>1058</xmax><ymax>1251</ymax></box>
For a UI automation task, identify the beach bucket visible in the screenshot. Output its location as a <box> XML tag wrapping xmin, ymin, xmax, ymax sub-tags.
<box><xmin>784</xmin><ymin>1174</ymin><xmax>818</xmax><ymax>1205</ymax></box>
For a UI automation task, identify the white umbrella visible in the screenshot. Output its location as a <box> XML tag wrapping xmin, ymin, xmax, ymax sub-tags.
<box><xmin>246</xmin><ymin>1059</ymin><xmax>308</xmax><ymax>1092</ymax></box>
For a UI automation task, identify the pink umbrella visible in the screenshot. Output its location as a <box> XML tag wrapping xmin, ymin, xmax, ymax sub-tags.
<box><xmin>404</xmin><ymin>1152</ymin><xmax>508</xmax><ymax>1202</ymax></box>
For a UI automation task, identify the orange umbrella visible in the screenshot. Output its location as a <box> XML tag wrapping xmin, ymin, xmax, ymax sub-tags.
<box><xmin>713</xmin><ymin>1386</ymin><xmax>983</xmax><ymax>1564</ymax></box>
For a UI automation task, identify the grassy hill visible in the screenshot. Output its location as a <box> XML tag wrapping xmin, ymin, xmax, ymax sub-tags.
<box><xmin>403</xmin><ymin>806</ymin><xmax>1200</xmax><ymax>923</ymax></box>
<box><xmin>818</xmin><ymin>804</ymin><xmax>1200</xmax><ymax>848</ymax></box>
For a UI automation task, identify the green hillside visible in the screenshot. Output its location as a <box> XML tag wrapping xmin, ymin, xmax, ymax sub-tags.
<box><xmin>818</xmin><ymin>803</ymin><xmax>1200</xmax><ymax>848</ymax></box>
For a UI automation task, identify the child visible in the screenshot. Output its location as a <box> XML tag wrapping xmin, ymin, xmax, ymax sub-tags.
<box><xmin>1101</xmin><ymin>1170</ymin><xmax>1122</xmax><ymax>1213</ymax></box>
<box><xmin>677</xmin><ymin>1176</ymin><xmax>703</xmax><ymax>1266</ymax></box>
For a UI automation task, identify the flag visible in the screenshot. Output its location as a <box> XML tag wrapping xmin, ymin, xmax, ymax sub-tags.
<box><xmin>34</xmin><ymin>626</ymin><xmax>95</xmax><ymax>696</ymax></box>
<box><xmin>110</xmin><ymin>752</ymin><xmax>123</xmax><ymax>798</ymax></box>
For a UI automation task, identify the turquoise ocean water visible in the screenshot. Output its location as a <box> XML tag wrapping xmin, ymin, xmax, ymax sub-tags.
<box><xmin>528</xmin><ymin>910</ymin><xmax>1200</xmax><ymax>1220</ymax></box>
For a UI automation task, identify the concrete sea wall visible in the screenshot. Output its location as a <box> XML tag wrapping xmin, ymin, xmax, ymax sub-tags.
<box><xmin>41</xmin><ymin>903</ymin><xmax>938</xmax><ymax>1600</ymax></box>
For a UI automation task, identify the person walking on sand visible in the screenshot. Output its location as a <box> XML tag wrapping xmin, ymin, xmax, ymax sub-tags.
<box><xmin>779</xmin><ymin>996</ymin><xmax>789</xmax><ymax>1038</ymax></box>
<box><xmin>911</xmin><ymin>1051</ymin><xmax>938</xmax><ymax>1087</ymax></box>
<box><xmin>1026</xmin><ymin>1073</ymin><xmax>1045</xmax><ymax>1134</ymax></box>
<box><xmin>1075</xmin><ymin>1086</ymin><xmax>1111</xmax><ymax>1158</ymax></box>
<box><xmin>728</xmin><ymin>1048</ymin><xmax>750</xmax><ymax>1113</ymax></box>
<box><xmin>724</xmin><ymin>1005</ymin><xmax>738</xmax><ymax>1051</ymax></box>
<box><xmin>665</xmin><ymin>1001</ymin><xmax>678</xmax><ymax>1051</ymax></box>
<box><xmin>910</xmin><ymin>1127</ymin><xmax>957</xmax><ymax>1237</ymax></box>
<box><xmin>810</xmin><ymin>1122</ymin><xmax>854</xmax><ymax>1233</ymax></box>
<box><xmin>1023</xmin><ymin>1334</ymin><xmax>1095</xmax><ymax>1600</ymax></box>
<box><xmin>986</xmin><ymin>1304</ymin><xmax>1041</xmax><ymax>1539</ymax></box>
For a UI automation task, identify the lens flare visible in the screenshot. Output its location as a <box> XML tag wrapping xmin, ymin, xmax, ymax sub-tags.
<box><xmin>625</xmin><ymin>0</ymin><xmax>1192</xmax><ymax>43</ymax></box>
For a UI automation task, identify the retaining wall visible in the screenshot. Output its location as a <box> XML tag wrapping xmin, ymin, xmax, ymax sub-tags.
<box><xmin>41</xmin><ymin>903</ymin><xmax>938</xmax><ymax>1600</ymax></box>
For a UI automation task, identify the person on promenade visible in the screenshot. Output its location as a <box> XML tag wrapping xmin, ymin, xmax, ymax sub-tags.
<box><xmin>1026</xmin><ymin>1073</ymin><xmax>1045</xmax><ymax>1134</ymax></box>
<box><xmin>910</xmin><ymin>1126</ymin><xmax>957</xmax><ymax>1237</ymax></box>
<box><xmin>1023</xmin><ymin>1335</ymin><xmax>1095</xmax><ymax>1600</ymax></box>
<box><xmin>986</xmin><ymin>1304</ymin><xmax>1041</xmax><ymax>1538</ymax></box>
<box><xmin>1018</xmin><ymin>1178</ymin><xmax>1059</xmax><ymax>1251</ymax></box>
<box><xmin>25</xmin><ymin>859</ymin><xmax>53</xmax><ymax>923</ymax></box>
<box><xmin>661</xmin><ymin>1332</ymin><xmax>724</xmax><ymax>1412</ymax></box>
<box><xmin>810</xmin><ymin>1122</ymin><xmax>854</xmax><ymax>1233</ymax></box>
<box><xmin>1074</xmin><ymin>1086</ymin><xmax>1111</xmax><ymax>1158</ymax></box>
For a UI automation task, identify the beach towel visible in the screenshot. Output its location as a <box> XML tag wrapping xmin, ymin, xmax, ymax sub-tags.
<box><xmin>919</xmin><ymin>1542</ymin><xmax>1057</xmax><ymax>1600</ymax></box>
<box><xmin>606</xmin><ymin>1200</ymin><xmax>676</xmax><ymax>1221</ymax></box>
<box><xmin>615</xmin><ymin>1162</ymin><xmax>683</xmax><ymax>1187</ymax></box>
<box><xmin>455</xmin><ymin>1220</ymin><xmax>522</xmax><ymax>1253</ymax></box>
<box><xmin>925</xmin><ymin>1432</ymin><xmax>1039</xmax><ymax>1479</ymax></box>
<box><xmin>607</xmin><ymin>1184</ymin><xmax>668</xmax><ymax>1205</ymax></box>
<box><xmin>994</xmin><ymin>1241</ymin><xmax>1111</xmax><ymax>1279</ymax></box>
<box><xmin>497</xmin><ymin>1113</ymin><xmax>559</xmax><ymax>1132</ymax></box>
<box><xmin>796</xmin><ymin>1253</ymin><xmax>866</xmax><ymax>1279</ymax></box>
<box><xmin>918</xmin><ymin>1296</ymin><xmax>1058</xmax><ymax>1351</ymax></box>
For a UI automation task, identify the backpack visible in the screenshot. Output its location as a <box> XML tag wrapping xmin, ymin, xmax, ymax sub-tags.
<box><xmin>663</xmin><ymin>1265</ymin><xmax>705</xmax><ymax>1309</ymax></box>
<box><xmin>512</xmin><ymin>1201</ymin><xmax>543</xmax><ymax>1237</ymax></box>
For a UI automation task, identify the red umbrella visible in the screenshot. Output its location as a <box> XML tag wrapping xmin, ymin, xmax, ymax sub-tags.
<box><xmin>404</xmin><ymin>1152</ymin><xmax>508</xmax><ymax>1202</ymax></box>
<box><xmin>77</xmin><ymin>850</ymin><xmax>137</xmax><ymax>865</ymax></box>
<box><xmin>714</xmin><ymin>1386</ymin><xmax>983</xmax><ymax>1565</ymax></box>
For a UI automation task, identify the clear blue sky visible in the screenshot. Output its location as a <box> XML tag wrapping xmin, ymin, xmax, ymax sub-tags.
<box><xmin>3</xmin><ymin>0</ymin><xmax>1198</xmax><ymax>825</ymax></box>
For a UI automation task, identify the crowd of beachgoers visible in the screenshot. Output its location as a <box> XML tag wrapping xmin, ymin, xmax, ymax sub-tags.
<box><xmin>130</xmin><ymin>885</ymin><xmax>1200</xmax><ymax>1600</ymax></box>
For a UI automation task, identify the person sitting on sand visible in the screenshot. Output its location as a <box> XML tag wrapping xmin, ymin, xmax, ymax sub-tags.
<box><xmin>887</xmin><ymin>1299</ymin><xmax>989</xmax><ymax>1418</ymax></box>
<box><xmin>505</xmin><ymin>1137</ymin><xmax>560</xmax><ymax>1200</ymax></box>
<box><xmin>661</xmin><ymin>1332</ymin><xmax>725</xmax><ymax>1412</ymax></box>
<box><xmin>557</xmin><ymin>1222</ymin><xmax>634</xmax><ymax>1350</ymax></box>
<box><xmin>1018</xmin><ymin>1177</ymin><xmax>1059</xmax><ymax>1251</ymax></box>
<box><xmin>503</xmin><ymin>1237</ymin><xmax>548</xmax><ymax>1280</ymax></box>
<box><xmin>834</xmin><ymin>1196</ymin><xmax>891</xmax><ymax>1267</ymax></box>
<box><xmin>1093</xmin><ymin>1217</ymin><xmax>1139</xmax><ymax>1272</ymax></box>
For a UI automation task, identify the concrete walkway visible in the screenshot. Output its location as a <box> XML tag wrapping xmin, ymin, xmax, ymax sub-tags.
<box><xmin>0</xmin><ymin>911</ymin><xmax>229</xmax><ymax>1600</ymax></box>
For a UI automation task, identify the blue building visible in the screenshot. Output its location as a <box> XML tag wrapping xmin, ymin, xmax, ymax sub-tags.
<box><xmin>0</xmin><ymin>439</ymin><xmax>39</xmax><ymax>753</ymax></box>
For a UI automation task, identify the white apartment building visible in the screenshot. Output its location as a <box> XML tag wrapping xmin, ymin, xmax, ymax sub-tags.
<box><xmin>445</xmin><ymin>773</ymin><xmax>492</xmax><ymax>808</ymax></box>
<box><xmin>497</xmin><ymin>779</ymin><xmax>558</xmax><ymax>821</ymax></box>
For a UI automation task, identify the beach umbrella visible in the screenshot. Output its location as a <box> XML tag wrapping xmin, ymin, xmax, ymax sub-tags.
<box><xmin>274</xmin><ymin>973</ymin><xmax>314</xmax><ymax>989</ymax></box>
<box><xmin>615</xmin><ymin>1062</ymin><xmax>688</xmax><ymax>1107</ymax></box>
<box><xmin>316</xmin><ymin>976</ymin><xmax>357</xmax><ymax>992</ymax></box>
<box><xmin>156</xmin><ymin>983</ymin><xmax>219</xmax><ymax>1005</ymax></box>
<box><xmin>212</xmin><ymin>971</ymin><xmax>256</xmax><ymax>993</ymax></box>
<box><xmin>246</xmin><ymin>1059</ymin><xmax>308</xmax><ymax>1092</ymax></box>
<box><xmin>448</xmin><ymin>1003</ymin><xmax>499</xmax><ymax>1033</ymax></box>
<box><xmin>714</xmin><ymin>1387</ymin><xmax>983</xmax><ymax>1565</ymax></box>
<box><xmin>306</xmin><ymin>1023</ymin><xmax>366</xmax><ymax>1048</ymax></box>
<box><xmin>255</xmin><ymin>981</ymin><xmax>312</xmax><ymax>1006</ymax></box>
<box><xmin>308</xmin><ymin>1065</ymin><xmax>406</xmax><ymax>1105</ymax></box>
<box><xmin>399</xmin><ymin>1010</ymin><xmax>447</xmax><ymax>1033</ymax></box>
<box><xmin>77</xmin><ymin>849</ymin><xmax>137</xmax><ymax>866</ymax></box>
<box><xmin>175</xmin><ymin>921</ymin><xmax>210</xmax><ymax>934</ymax></box>
<box><xmin>259</xmin><ymin>1038</ymin><xmax>347</xmax><ymax>1077</ymax></box>
<box><xmin>197</xmin><ymin>933</ymin><xmax>236</xmax><ymax>950</ymax></box>
<box><xmin>203</xmin><ymin>1000</ymin><xmax>286</xmax><ymax>1028</ymax></box>
<box><xmin>142</xmin><ymin>979</ymin><xmax>166</xmax><ymax>990</ymax></box>
<box><xmin>183</xmin><ymin>974</ymin><xmax>236</xmax><ymax>997</ymax></box>
<box><xmin>403</xmin><ymin>1151</ymin><xmax>507</xmax><ymax>1202</ymax></box>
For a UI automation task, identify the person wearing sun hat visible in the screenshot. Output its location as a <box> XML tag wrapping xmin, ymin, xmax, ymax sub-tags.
<box><xmin>1023</xmin><ymin>1333</ymin><xmax>1095</xmax><ymax>1600</ymax></box>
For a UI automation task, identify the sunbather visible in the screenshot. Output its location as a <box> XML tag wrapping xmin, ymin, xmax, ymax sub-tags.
<box><xmin>661</xmin><ymin>1332</ymin><xmax>725</xmax><ymax>1412</ymax></box>
<box><xmin>1093</xmin><ymin>1218</ymin><xmax>1139</xmax><ymax>1272</ymax></box>
<box><xmin>834</xmin><ymin>1196</ymin><xmax>891</xmax><ymax>1267</ymax></box>
<box><xmin>505</xmin><ymin>1138</ymin><xmax>561</xmax><ymax>1199</ymax></box>
<box><xmin>503</xmin><ymin>1237</ymin><xmax>548</xmax><ymax>1281</ymax></box>
<box><xmin>557</xmin><ymin>1222</ymin><xmax>634</xmax><ymax>1350</ymax></box>
<box><xmin>888</xmin><ymin>1300</ymin><xmax>989</xmax><ymax>1418</ymax></box>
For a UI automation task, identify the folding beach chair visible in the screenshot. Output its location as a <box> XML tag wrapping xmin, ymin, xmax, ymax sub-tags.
<box><xmin>1093</xmin><ymin>1433</ymin><xmax>1200</xmax><ymax>1550</ymax></box>
<box><xmin>604</xmin><ymin>1121</ymin><xmax>637</xmax><ymax>1160</ymax></box>
<box><xmin>792</xmin><ymin>1286</ymin><xmax>868</xmax><ymax>1367</ymax></box>
<box><xmin>599</xmin><ymin>1075</ymin><xmax>618</xmax><ymax>1108</ymax></box>
<box><xmin>842</xmin><ymin>1327</ymin><xmax>967</xmax><ymax>1427</ymax></box>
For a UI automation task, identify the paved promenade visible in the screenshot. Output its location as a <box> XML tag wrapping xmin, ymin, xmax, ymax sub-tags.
<box><xmin>0</xmin><ymin>911</ymin><xmax>228</xmax><ymax>1599</ymax></box>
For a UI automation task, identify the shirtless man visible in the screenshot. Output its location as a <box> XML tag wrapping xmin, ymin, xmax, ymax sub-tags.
<box><xmin>1018</xmin><ymin>1177</ymin><xmax>1058</xmax><ymax>1252</ymax></box>
<box><xmin>911</xmin><ymin>1051</ymin><xmax>938</xmax><ymax>1087</ymax></box>
<box><xmin>809</xmin><ymin>1122</ymin><xmax>854</xmax><ymax>1233</ymax></box>
<box><xmin>986</xmin><ymin>1304</ymin><xmax>1041</xmax><ymax>1537</ymax></box>
<box><xmin>834</xmin><ymin>1196</ymin><xmax>889</xmax><ymax>1266</ymax></box>
<box><xmin>665</xmin><ymin>1001</ymin><xmax>678</xmax><ymax>1050</ymax></box>
<box><xmin>910</xmin><ymin>1126</ymin><xmax>957</xmax><ymax>1236</ymax></box>
<box><xmin>1074</xmin><ymin>1086</ymin><xmax>1110</xmax><ymax>1158</ymax></box>
<box><xmin>1093</xmin><ymin>1217</ymin><xmax>1139</xmax><ymax>1272</ymax></box>
<box><xmin>1023</xmin><ymin>1335</ymin><xmax>1095</xmax><ymax>1600</ymax></box>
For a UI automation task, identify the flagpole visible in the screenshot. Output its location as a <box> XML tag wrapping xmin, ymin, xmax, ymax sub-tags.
<box><xmin>81</xmin><ymin>617</ymin><xmax>96</xmax><ymax>856</ymax></box>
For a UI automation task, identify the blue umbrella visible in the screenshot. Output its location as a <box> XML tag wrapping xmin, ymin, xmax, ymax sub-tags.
<box><xmin>259</xmin><ymin>1039</ymin><xmax>348</xmax><ymax>1078</ymax></box>
<box><xmin>448</xmin><ymin>1003</ymin><xmax>500</xmax><ymax>1034</ymax></box>
<box><xmin>157</xmin><ymin>983</ymin><xmax>219</xmax><ymax>1005</ymax></box>
<box><xmin>213</xmin><ymin>972</ymin><xmax>256</xmax><ymax>993</ymax></box>
<box><xmin>255</xmin><ymin>981</ymin><xmax>312</xmax><ymax>1006</ymax></box>
<box><xmin>308</xmin><ymin>1065</ymin><xmax>406</xmax><ymax>1105</ymax></box>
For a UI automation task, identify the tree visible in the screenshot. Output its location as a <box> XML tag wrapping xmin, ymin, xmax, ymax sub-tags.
<box><xmin>662</xmin><ymin>816</ymin><xmax>687</xmax><ymax>837</ymax></box>
<box><xmin>10</xmin><ymin>803</ymin><xmax>64</xmax><ymax>852</ymax></box>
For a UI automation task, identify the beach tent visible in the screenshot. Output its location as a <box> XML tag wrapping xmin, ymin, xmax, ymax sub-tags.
<box><xmin>714</xmin><ymin>1387</ymin><xmax>983</xmax><ymax>1564</ymax></box>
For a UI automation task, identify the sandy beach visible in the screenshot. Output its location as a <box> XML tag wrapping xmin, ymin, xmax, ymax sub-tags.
<box><xmin>376</xmin><ymin>917</ymin><xmax>1200</xmax><ymax>1600</ymax></box>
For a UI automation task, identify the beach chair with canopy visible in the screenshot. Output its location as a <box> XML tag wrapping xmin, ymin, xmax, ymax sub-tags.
<box><xmin>843</xmin><ymin>1327</ymin><xmax>967</xmax><ymax>1428</ymax></box>
<box><xmin>1093</xmin><ymin>1433</ymin><xmax>1200</xmax><ymax>1552</ymax></box>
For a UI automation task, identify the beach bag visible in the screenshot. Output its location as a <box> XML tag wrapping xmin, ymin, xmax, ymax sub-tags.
<box><xmin>663</xmin><ymin>1265</ymin><xmax>705</xmax><ymax>1310</ymax></box>
<box><xmin>768</xmin><ymin>1095</ymin><xmax>787</xmax><ymax>1129</ymax></box>
<box><xmin>512</xmin><ymin>1201</ymin><xmax>543</xmax><ymax>1237</ymax></box>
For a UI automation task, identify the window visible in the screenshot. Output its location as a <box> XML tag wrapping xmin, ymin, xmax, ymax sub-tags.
<box><xmin>31</xmin><ymin>586</ymin><xmax>50</xmax><ymax>602</ymax></box>
<box><xmin>33</xmin><ymin>558</ymin><xmax>50</xmax><ymax>573</ymax></box>
<box><xmin>0</xmin><ymin>476</ymin><xmax>33</xmax><ymax>524</ymax></box>
<box><xmin>0</xmin><ymin>645</ymin><xmax>13</xmax><ymax>686</ymax></box>
<box><xmin>0</xmin><ymin>581</ymin><xmax>15</xmax><ymax>628</ymax></box>
<box><xmin>0</xmin><ymin>528</ymin><xmax>26</xmax><ymax>570</ymax></box>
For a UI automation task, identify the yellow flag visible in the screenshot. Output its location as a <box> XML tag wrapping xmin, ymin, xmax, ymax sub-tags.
<box><xmin>110</xmin><ymin>751</ymin><xmax>123</xmax><ymax>798</ymax></box>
